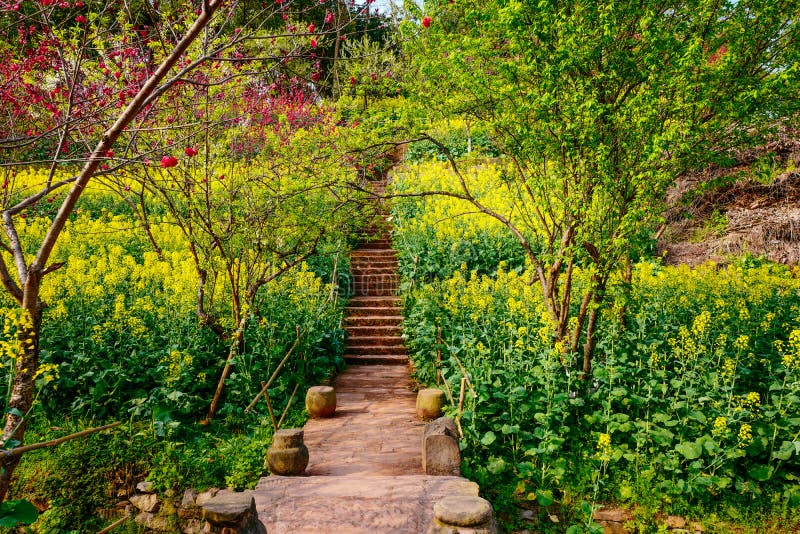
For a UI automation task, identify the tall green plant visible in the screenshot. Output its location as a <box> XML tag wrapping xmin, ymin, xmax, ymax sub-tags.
<box><xmin>408</xmin><ymin>0</ymin><xmax>800</xmax><ymax>374</ymax></box>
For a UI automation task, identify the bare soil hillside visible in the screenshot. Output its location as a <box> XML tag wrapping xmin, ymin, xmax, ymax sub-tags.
<box><xmin>659</xmin><ymin>136</ymin><xmax>800</xmax><ymax>266</ymax></box>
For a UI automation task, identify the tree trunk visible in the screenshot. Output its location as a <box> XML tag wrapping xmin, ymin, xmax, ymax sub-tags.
<box><xmin>0</xmin><ymin>283</ymin><xmax>42</xmax><ymax>501</ymax></box>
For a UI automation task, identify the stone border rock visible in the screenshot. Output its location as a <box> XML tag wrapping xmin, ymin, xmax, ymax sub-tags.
<box><xmin>423</xmin><ymin>417</ymin><xmax>461</xmax><ymax>476</ymax></box>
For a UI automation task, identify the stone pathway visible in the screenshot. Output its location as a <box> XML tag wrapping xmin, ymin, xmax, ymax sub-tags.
<box><xmin>251</xmin><ymin>179</ymin><xmax>479</xmax><ymax>533</ymax></box>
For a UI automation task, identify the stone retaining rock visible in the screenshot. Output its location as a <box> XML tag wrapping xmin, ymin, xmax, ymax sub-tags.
<box><xmin>130</xmin><ymin>493</ymin><xmax>159</xmax><ymax>513</ymax></box>
<box><xmin>202</xmin><ymin>492</ymin><xmax>266</xmax><ymax>534</ymax></box>
<box><xmin>423</xmin><ymin>417</ymin><xmax>461</xmax><ymax>476</ymax></box>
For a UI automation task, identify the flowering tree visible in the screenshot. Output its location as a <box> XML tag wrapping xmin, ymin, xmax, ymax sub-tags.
<box><xmin>0</xmin><ymin>0</ymin><xmax>385</xmax><ymax>502</ymax></box>
<box><xmin>411</xmin><ymin>0</ymin><xmax>800</xmax><ymax>374</ymax></box>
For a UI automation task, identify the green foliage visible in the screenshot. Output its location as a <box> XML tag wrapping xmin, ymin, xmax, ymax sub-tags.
<box><xmin>394</xmin><ymin>166</ymin><xmax>800</xmax><ymax>528</ymax></box>
<box><xmin>406</xmin><ymin>0</ymin><xmax>800</xmax><ymax>375</ymax></box>
<box><xmin>403</xmin><ymin>119</ymin><xmax>500</xmax><ymax>162</ymax></box>
<box><xmin>391</xmin><ymin>162</ymin><xmax>525</xmax><ymax>283</ymax></box>
<box><xmin>401</xmin><ymin>258</ymin><xmax>800</xmax><ymax>527</ymax></box>
<box><xmin>0</xmin><ymin>500</ymin><xmax>38</xmax><ymax>528</ymax></box>
<box><xmin>12</xmin><ymin>419</ymin><xmax>150</xmax><ymax>533</ymax></box>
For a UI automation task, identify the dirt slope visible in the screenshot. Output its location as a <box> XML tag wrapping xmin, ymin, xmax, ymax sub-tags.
<box><xmin>659</xmin><ymin>136</ymin><xmax>800</xmax><ymax>266</ymax></box>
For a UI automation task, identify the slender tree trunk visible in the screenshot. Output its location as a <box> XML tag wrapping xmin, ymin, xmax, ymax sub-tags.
<box><xmin>0</xmin><ymin>279</ymin><xmax>42</xmax><ymax>501</ymax></box>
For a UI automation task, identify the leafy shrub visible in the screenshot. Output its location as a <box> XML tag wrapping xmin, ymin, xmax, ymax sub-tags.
<box><xmin>393</xmin><ymin>163</ymin><xmax>800</xmax><ymax>528</ymax></box>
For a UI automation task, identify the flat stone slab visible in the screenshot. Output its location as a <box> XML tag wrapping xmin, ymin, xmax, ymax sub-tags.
<box><xmin>302</xmin><ymin>365</ymin><xmax>425</xmax><ymax>477</ymax></box>
<box><xmin>254</xmin><ymin>475</ymin><xmax>479</xmax><ymax>533</ymax></box>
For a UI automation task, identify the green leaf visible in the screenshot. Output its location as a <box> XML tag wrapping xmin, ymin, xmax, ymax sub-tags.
<box><xmin>0</xmin><ymin>500</ymin><xmax>39</xmax><ymax>527</ymax></box>
<box><xmin>581</xmin><ymin>500</ymin><xmax>593</xmax><ymax>516</ymax></box>
<box><xmin>480</xmin><ymin>431</ymin><xmax>496</xmax><ymax>446</ymax></box>
<box><xmin>535</xmin><ymin>489</ymin><xmax>554</xmax><ymax>506</ymax></box>
<box><xmin>675</xmin><ymin>441</ymin><xmax>703</xmax><ymax>460</ymax></box>
<box><xmin>772</xmin><ymin>441</ymin><xmax>796</xmax><ymax>461</ymax></box>
<box><xmin>748</xmin><ymin>464</ymin><xmax>774</xmax><ymax>481</ymax></box>
<box><xmin>487</xmin><ymin>456</ymin><xmax>507</xmax><ymax>474</ymax></box>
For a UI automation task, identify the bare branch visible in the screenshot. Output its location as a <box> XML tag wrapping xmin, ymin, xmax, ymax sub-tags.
<box><xmin>0</xmin><ymin>422</ymin><xmax>121</xmax><ymax>458</ymax></box>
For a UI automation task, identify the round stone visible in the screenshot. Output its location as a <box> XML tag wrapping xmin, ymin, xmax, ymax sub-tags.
<box><xmin>433</xmin><ymin>496</ymin><xmax>493</xmax><ymax>527</ymax></box>
<box><xmin>306</xmin><ymin>386</ymin><xmax>337</xmax><ymax>418</ymax></box>
<box><xmin>416</xmin><ymin>388</ymin><xmax>445</xmax><ymax>419</ymax></box>
<box><xmin>271</xmin><ymin>428</ymin><xmax>304</xmax><ymax>449</ymax></box>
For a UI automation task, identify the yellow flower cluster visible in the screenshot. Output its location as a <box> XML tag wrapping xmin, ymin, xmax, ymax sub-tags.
<box><xmin>733</xmin><ymin>335</ymin><xmax>750</xmax><ymax>351</ymax></box>
<box><xmin>712</xmin><ymin>416</ymin><xmax>728</xmax><ymax>436</ymax></box>
<box><xmin>0</xmin><ymin>308</ymin><xmax>34</xmax><ymax>369</ymax></box>
<box><xmin>596</xmin><ymin>433</ymin><xmax>612</xmax><ymax>462</ymax></box>
<box><xmin>162</xmin><ymin>350</ymin><xmax>194</xmax><ymax>387</ymax></box>
<box><xmin>781</xmin><ymin>329</ymin><xmax>800</xmax><ymax>370</ymax></box>
<box><xmin>737</xmin><ymin>423</ymin><xmax>753</xmax><ymax>446</ymax></box>
<box><xmin>391</xmin><ymin>161</ymin><xmax>522</xmax><ymax>245</ymax></box>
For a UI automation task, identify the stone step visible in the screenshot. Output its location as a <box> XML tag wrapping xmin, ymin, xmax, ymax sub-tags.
<box><xmin>348</xmin><ymin>296</ymin><xmax>401</xmax><ymax>307</ymax></box>
<box><xmin>356</xmin><ymin>240</ymin><xmax>392</xmax><ymax>249</ymax></box>
<box><xmin>346</xmin><ymin>335</ymin><xmax>405</xmax><ymax>347</ymax></box>
<box><xmin>353</xmin><ymin>289</ymin><xmax>398</xmax><ymax>298</ymax></box>
<box><xmin>345</xmin><ymin>306</ymin><xmax>402</xmax><ymax>317</ymax></box>
<box><xmin>347</xmin><ymin>325</ymin><xmax>403</xmax><ymax>337</ymax></box>
<box><xmin>351</xmin><ymin>249</ymin><xmax>398</xmax><ymax>258</ymax></box>
<box><xmin>346</xmin><ymin>345</ymin><xmax>408</xmax><ymax>356</ymax></box>
<box><xmin>343</xmin><ymin>354</ymin><xmax>409</xmax><ymax>365</ymax></box>
<box><xmin>351</xmin><ymin>290</ymin><xmax>400</xmax><ymax>298</ymax></box>
<box><xmin>351</xmin><ymin>273</ymin><xmax>399</xmax><ymax>282</ymax></box>
<box><xmin>350</xmin><ymin>260</ymin><xmax>398</xmax><ymax>269</ymax></box>
<box><xmin>353</xmin><ymin>283</ymin><xmax>398</xmax><ymax>291</ymax></box>
<box><xmin>352</xmin><ymin>287</ymin><xmax>399</xmax><ymax>295</ymax></box>
<box><xmin>351</xmin><ymin>267</ymin><xmax>397</xmax><ymax>275</ymax></box>
<box><xmin>351</xmin><ymin>284</ymin><xmax>399</xmax><ymax>292</ymax></box>
<box><xmin>350</xmin><ymin>258</ymin><xmax>398</xmax><ymax>266</ymax></box>
<box><xmin>352</xmin><ymin>266</ymin><xmax>398</xmax><ymax>274</ymax></box>
<box><xmin>345</xmin><ymin>315</ymin><xmax>404</xmax><ymax>326</ymax></box>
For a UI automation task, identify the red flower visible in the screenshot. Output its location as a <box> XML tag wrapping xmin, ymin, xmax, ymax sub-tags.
<box><xmin>311</xmin><ymin>71</ymin><xmax>321</xmax><ymax>82</ymax></box>
<box><xmin>75</xmin><ymin>14</ymin><xmax>87</xmax><ymax>24</ymax></box>
<box><xmin>106</xmin><ymin>150</ymin><xmax>114</xmax><ymax>158</ymax></box>
<box><xmin>160</xmin><ymin>155</ymin><xmax>178</xmax><ymax>168</ymax></box>
<box><xmin>350</xmin><ymin>76</ymin><xmax>356</xmax><ymax>85</ymax></box>
<box><xmin>422</xmin><ymin>16</ymin><xmax>431</xmax><ymax>28</ymax></box>
<box><xmin>185</xmin><ymin>146</ymin><xmax>198</xmax><ymax>157</ymax></box>
<box><xmin>325</xmin><ymin>12</ymin><xmax>334</xmax><ymax>24</ymax></box>
<box><xmin>307</xmin><ymin>23</ymin><xmax>315</xmax><ymax>33</ymax></box>
<box><xmin>310</xmin><ymin>39</ymin><xmax>318</xmax><ymax>48</ymax></box>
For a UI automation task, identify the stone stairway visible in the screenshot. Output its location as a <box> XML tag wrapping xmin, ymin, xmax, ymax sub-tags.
<box><xmin>250</xmin><ymin>179</ymin><xmax>480</xmax><ymax>533</ymax></box>
<box><xmin>345</xmin><ymin>229</ymin><xmax>407</xmax><ymax>366</ymax></box>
